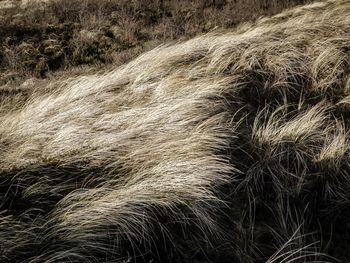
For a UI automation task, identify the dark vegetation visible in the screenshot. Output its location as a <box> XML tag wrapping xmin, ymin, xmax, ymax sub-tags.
<box><xmin>0</xmin><ymin>0</ymin><xmax>311</xmax><ymax>84</ymax></box>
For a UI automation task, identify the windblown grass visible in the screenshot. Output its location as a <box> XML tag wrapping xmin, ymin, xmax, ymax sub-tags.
<box><xmin>1</xmin><ymin>0</ymin><xmax>350</xmax><ymax>262</ymax></box>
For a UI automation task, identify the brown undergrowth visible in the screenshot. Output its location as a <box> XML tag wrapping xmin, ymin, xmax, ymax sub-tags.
<box><xmin>0</xmin><ymin>0</ymin><xmax>311</xmax><ymax>85</ymax></box>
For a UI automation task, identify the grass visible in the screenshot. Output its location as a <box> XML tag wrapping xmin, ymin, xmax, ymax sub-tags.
<box><xmin>0</xmin><ymin>0</ymin><xmax>312</xmax><ymax>85</ymax></box>
<box><xmin>1</xmin><ymin>0</ymin><xmax>350</xmax><ymax>262</ymax></box>
<box><xmin>4</xmin><ymin>0</ymin><xmax>350</xmax><ymax>263</ymax></box>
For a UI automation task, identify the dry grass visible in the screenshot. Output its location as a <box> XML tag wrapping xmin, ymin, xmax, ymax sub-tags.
<box><xmin>1</xmin><ymin>0</ymin><xmax>350</xmax><ymax>262</ymax></box>
<box><xmin>0</xmin><ymin>0</ymin><xmax>312</xmax><ymax>85</ymax></box>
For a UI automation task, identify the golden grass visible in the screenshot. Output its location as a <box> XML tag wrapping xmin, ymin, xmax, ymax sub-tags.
<box><xmin>1</xmin><ymin>0</ymin><xmax>350</xmax><ymax>262</ymax></box>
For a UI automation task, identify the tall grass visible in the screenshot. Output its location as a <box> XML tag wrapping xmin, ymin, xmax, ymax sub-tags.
<box><xmin>1</xmin><ymin>1</ymin><xmax>350</xmax><ymax>262</ymax></box>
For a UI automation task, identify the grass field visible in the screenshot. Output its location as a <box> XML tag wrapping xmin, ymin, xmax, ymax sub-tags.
<box><xmin>0</xmin><ymin>0</ymin><xmax>311</xmax><ymax>85</ymax></box>
<box><xmin>3</xmin><ymin>1</ymin><xmax>350</xmax><ymax>263</ymax></box>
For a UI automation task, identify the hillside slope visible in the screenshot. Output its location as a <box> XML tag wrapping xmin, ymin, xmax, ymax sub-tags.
<box><xmin>0</xmin><ymin>0</ymin><xmax>312</xmax><ymax>85</ymax></box>
<box><xmin>1</xmin><ymin>0</ymin><xmax>350</xmax><ymax>262</ymax></box>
